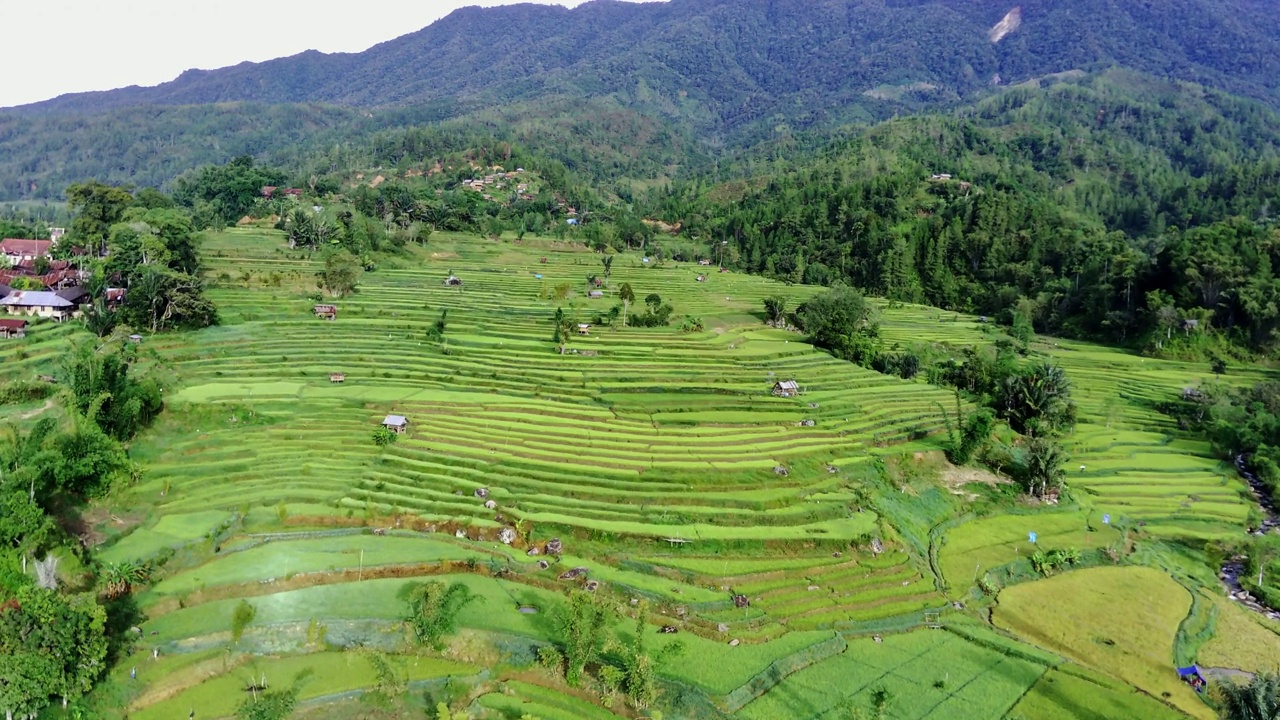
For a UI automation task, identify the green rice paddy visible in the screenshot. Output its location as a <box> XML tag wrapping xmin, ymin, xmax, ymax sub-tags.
<box><xmin>14</xmin><ymin>228</ymin><xmax>1268</xmax><ymax>719</ymax></box>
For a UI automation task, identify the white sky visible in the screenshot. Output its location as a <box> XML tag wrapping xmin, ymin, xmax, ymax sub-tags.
<box><xmin>0</xmin><ymin>0</ymin><xmax>595</xmax><ymax>108</ymax></box>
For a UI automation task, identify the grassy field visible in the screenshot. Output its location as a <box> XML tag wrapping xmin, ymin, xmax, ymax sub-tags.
<box><xmin>8</xmin><ymin>228</ymin><xmax>1271</xmax><ymax>718</ymax></box>
<box><xmin>993</xmin><ymin>566</ymin><xmax>1209</xmax><ymax>719</ymax></box>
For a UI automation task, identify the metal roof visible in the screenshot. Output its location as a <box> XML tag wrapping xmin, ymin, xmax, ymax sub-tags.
<box><xmin>0</xmin><ymin>291</ymin><xmax>73</xmax><ymax>307</ymax></box>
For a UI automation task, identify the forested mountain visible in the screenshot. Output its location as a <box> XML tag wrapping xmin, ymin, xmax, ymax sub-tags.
<box><xmin>3</xmin><ymin>0</ymin><xmax>1280</xmax><ymax>199</ymax></box>
<box><xmin>18</xmin><ymin>0</ymin><xmax>1280</xmax><ymax>122</ymax></box>
<box><xmin>649</xmin><ymin>71</ymin><xmax>1280</xmax><ymax>351</ymax></box>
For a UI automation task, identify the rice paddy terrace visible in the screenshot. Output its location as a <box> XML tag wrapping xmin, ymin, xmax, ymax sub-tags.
<box><xmin>12</xmin><ymin>228</ymin><xmax>1276</xmax><ymax>719</ymax></box>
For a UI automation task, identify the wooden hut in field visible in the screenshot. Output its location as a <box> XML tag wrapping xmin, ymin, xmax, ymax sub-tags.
<box><xmin>444</xmin><ymin>275</ymin><xmax>463</xmax><ymax>287</ymax></box>
<box><xmin>330</xmin><ymin>373</ymin><xmax>346</xmax><ymax>383</ymax></box>
<box><xmin>588</xmin><ymin>290</ymin><xmax>604</xmax><ymax>299</ymax></box>
<box><xmin>128</xmin><ymin>334</ymin><xmax>143</xmax><ymax>344</ymax></box>
<box><xmin>577</xmin><ymin>323</ymin><xmax>591</xmax><ymax>336</ymax></box>
<box><xmin>313</xmin><ymin>304</ymin><xmax>337</xmax><ymax>320</ymax></box>
<box><xmin>381</xmin><ymin>414</ymin><xmax>409</xmax><ymax>434</ymax></box>
<box><xmin>0</xmin><ymin>319</ymin><xmax>27</xmax><ymax>339</ymax></box>
<box><xmin>772</xmin><ymin>380</ymin><xmax>800</xmax><ymax>397</ymax></box>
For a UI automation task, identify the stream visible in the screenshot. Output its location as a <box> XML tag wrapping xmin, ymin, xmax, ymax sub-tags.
<box><xmin>1218</xmin><ymin>456</ymin><xmax>1280</xmax><ymax>621</ymax></box>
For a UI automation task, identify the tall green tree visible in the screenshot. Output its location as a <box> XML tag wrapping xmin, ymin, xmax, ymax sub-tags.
<box><xmin>555</xmin><ymin>591</ymin><xmax>615</xmax><ymax>686</ymax></box>
<box><xmin>1216</xmin><ymin>672</ymin><xmax>1280</xmax><ymax>720</ymax></box>
<box><xmin>317</xmin><ymin>251</ymin><xmax>362</xmax><ymax>297</ymax></box>
<box><xmin>400</xmin><ymin>581</ymin><xmax>478</xmax><ymax>650</ymax></box>
<box><xmin>0</xmin><ymin>587</ymin><xmax>108</xmax><ymax>717</ymax></box>
<box><xmin>65</xmin><ymin>181</ymin><xmax>134</xmax><ymax>254</ymax></box>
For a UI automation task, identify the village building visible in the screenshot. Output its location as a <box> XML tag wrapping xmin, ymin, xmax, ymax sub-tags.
<box><xmin>577</xmin><ymin>323</ymin><xmax>591</xmax><ymax>336</ymax></box>
<box><xmin>330</xmin><ymin>373</ymin><xmax>346</xmax><ymax>383</ymax></box>
<box><xmin>0</xmin><ymin>290</ymin><xmax>81</xmax><ymax>320</ymax></box>
<box><xmin>588</xmin><ymin>290</ymin><xmax>604</xmax><ymax>299</ymax></box>
<box><xmin>313</xmin><ymin>304</ymin><xmax>337</xmax><ymax>320</ymax></box>
<box><xmin>128</xmin><ymin>334</ymin><xmax>143</xmax><ymax>344</ymax></box>
<box><xmin>772</xmin><ymin>380</ymin><xmax>801</xmax><ymax>397</ymax></box>
<box><xmin>382</xmin><ymin>414</ymin><xmax>409</xmax><ymax>434</ymax></box>
<box><xmin>56</xmin><ymin>286</ymin><xmax>90</xmax><ymax>306</ymax></box>
<box><xmin>444</xmin><ymin>275</ymin><xmax>463</xmax><ymax>287</ymax></box>
<box><xmin>0</xmin><ymin>238</ymin><xmax>52</xmax><ymax>263</ymax></box>
<box><xmin>0</xmin><ymin>319</ymin><xmax>27</xmax><ymax>338</ymax></box>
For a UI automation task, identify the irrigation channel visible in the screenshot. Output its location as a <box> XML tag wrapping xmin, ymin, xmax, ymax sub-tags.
<box><xmin>1219</xmin><ymin>455</ymin><xmax>1280</xmax><ymax>621</ymax></box>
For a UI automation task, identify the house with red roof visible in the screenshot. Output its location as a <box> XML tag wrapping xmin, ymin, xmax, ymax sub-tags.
<box><xmin>0</xmin><ymin>239</ymin><xmax>52</xmax><ymax>262</ymax></box>
<box><xmin>0</xmin><ymin>319</ymin><xmax>27</xmax><ymax>339</ymax></box>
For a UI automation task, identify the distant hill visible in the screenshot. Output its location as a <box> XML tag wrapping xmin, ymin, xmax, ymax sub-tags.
<box><xmin>2</xmin><ymin>0</ymin><xmax>1279</xmax><ymax>198</ymax></box>
<box><xmin>18</xmin><ymin>0</ymin><xmax>1280</xmax><ymax>123</ymax></box>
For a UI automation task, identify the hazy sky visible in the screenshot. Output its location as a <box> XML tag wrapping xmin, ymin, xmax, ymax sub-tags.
<box><xmin>1</xmin><ymin>0</ymin><xmax>594</xmax><ymax>108</ymax></box>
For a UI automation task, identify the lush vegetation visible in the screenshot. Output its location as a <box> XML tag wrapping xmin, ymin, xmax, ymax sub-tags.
<box><xmin>5</xmin><ymin>8</ymin><xmax>1280</xmax><ymax>714</ymax></box>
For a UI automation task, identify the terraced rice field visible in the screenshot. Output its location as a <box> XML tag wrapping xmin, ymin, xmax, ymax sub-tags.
<box><xmin>27</xmin><ymin>228</ymin><xmax>1267</xmax><ymax>719</ymax></box>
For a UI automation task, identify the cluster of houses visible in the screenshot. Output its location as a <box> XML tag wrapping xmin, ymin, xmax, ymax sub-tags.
<box><xmin>0</xmin><ymin>235</ymin><xmax>121</xmax><ymax>337</ymax></box>
<box><xmin>461</xmin><ymin>167</ymin><xmax>533</xmax><ymax>202</ymax></box>
<box><xmin>260</xmin><ymin>186</ymin><xmax>304</xmax><ymax>199</ymax></box>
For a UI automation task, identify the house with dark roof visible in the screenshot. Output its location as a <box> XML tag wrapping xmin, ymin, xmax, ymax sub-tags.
<box><xmin>56</xmin><ymin>286</ymin><xmax>90</xmax><ymax>306</ymax></box>
<box><xmin>0</xmin><ymin>290</ymin><xmax>82</xmax><ymax>320</ymax></box>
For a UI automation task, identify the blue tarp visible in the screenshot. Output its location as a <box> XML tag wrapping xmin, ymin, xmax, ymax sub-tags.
<box><xmin>1176</xmin><ymin>666</ymin><xmax>1201</xmax><ymax>677</ymax></box>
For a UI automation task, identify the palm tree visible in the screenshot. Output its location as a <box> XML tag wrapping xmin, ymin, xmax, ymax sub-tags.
<box><xmin>601</xmin><ymin>255</ymin><xmax>613</xmax><ymax>286</ymax></box>
<box><xmin>102</xmin><ymin>561</ymin><xmax>149</xmax><ymax>599</ymax></box>
<box><xmin>1217</xmin><ymin>672</ymin><xmax>1280</xmax><ymax>720</ymax></box>
<box><xmin>1025</xmin><ymin>437</ymin><xmax>1067</xmax><ymax>499</ymax></box>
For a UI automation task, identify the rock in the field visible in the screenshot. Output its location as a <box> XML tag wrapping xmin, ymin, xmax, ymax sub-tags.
<box><xmin>870</xmin><ymin>538</ymin><xmax>884</xmax><ymax>555</ymax></box>
<box><xmin>729</xmin><ymin>639</ymin><xmax>740</xmax><ymax>647</ymax></box>
<box><xmin>546</xmin><ymin>538</ymin><xmax>563</xmax><ymax>554</ymax></box>
<box><xmin>527</xmin><ymin>546</ymin><xmax>541</xmax><ymax>556</ymax></box>
<box><xmin>660</xmin><ymin>626</ymin><xmax>679</xmax><ymax>634</ymax></box>
<box><xmin>773</xmin><ymin>465</ymin><xmax>788</xmax><ymax>476</ymax></box>
<box><xmin>475</xmin><ymin>488</ymin><xmax>489</xmax><ymax>499</ymax></box>
<box><xmin>832</xmin><ymin>551</ymin><xmax>843</xmax><ymax>558</ymax></box>
<box><xmin>498</xmin><ymin>527</ymin><xmax>516</xmax><ymax>545</ymax></box>
<box><xmin>455</xmin><ymin>529</ymin><xmax>467</xmax><ymax>539</ymax></box>
<box><xmin>559</xmin><ymin>566</ymin><xmax>588</xmax><ymax>580</ymax></box>
<box><xmin>717</xmin><ymin>623</ymin><xmax>729</xmax><ymax>633</ymax></box>
<box><xmin>799</xmin><ymin>419</ymin><xmax>816</xmax><ymax>427</ymax></box>
<box><xmin>808</xmin><ymin>585</ymin><xmax>820</xmax><ymax>591</ymax></box>
<box><xmin>732</xmin><ymin>594</ymin><xmax>750</xmax><ymax>608</ymax></box>
<box><xmin>585</xmin><ymin>580</ymin><xmax>600</xmax><ymax>592</ymax></box>
<box><xmin>484</xmin><ymin>499</ymin><xmax>497</xmax><ymax>510</ymax></box>
<box><xmin>538</xmin><ymin>560</ymin><xmax>549</xmax><ymax>569</ymax></box>
<box><xmin>675</xmin><ymin>606</ymin><xmax>687</xmax><ymax>617</ymax></box>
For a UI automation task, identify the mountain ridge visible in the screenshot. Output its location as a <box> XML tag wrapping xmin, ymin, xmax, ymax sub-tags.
<box><xmin>3</xmin><ymin>0</ymin><xmax>1280</xmax><ymax>200</ymax></box>
<box><xmin>13</xmin><ymin>0</ymin><xmax>1280</xmax><ymax>126</ymax></box>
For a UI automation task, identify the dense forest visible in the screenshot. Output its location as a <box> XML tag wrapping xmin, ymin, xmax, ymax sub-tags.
<box><xmin>4</xmin><ymin>0</ymin><xmax>1280</xmax><ymax>199</ymax></box>
<box><xmin>644</xmin><ymin>72</ymin><xmax>1280</xmax><ymax>353</ymax></box>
